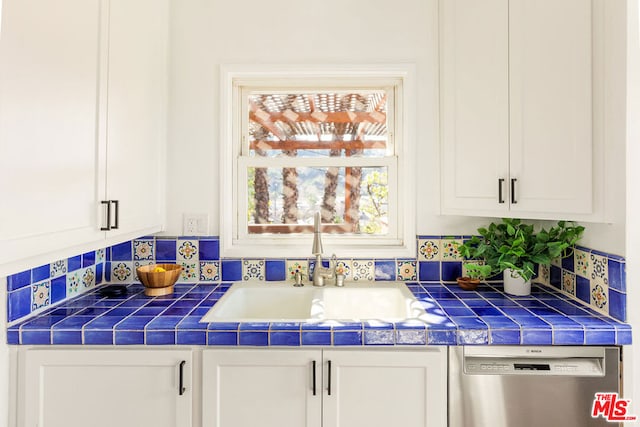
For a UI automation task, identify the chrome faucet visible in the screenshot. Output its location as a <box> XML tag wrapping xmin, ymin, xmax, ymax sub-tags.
<box><xmin>311</xmin><ymin>212</ymin><xmax>338</xmax><ymax>287</ymax></box>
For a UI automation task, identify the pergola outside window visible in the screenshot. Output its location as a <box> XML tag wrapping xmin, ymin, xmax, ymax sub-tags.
<box><xmin>245</xmin><ymin>90</ymin><xmax>391</xmax><ymax>235</ymax></box>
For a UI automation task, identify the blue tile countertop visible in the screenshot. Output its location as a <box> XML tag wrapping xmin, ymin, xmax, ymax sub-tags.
<box><xmin>6</xmin><ymin>282</ymin><xmax>632</xmax><ymax>346</ymax></box>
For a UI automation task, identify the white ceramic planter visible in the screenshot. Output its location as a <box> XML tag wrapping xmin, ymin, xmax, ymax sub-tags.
<box><xmin>503</xmin><ymin>269</ymin><xmax>531</xmax><ymax>296</ymax></box>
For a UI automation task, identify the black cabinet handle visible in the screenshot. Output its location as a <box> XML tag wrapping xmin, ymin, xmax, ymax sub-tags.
<box><xmin>179</xmin><ymin>360</ymin><xmax>186</xmax><ymax>396</ymax></box>
<box><xmin>498</xmin><ymin>179</ymin><xmax>505</xmax><ymax>204</ymax></box>
<box><xmin>511</xmin><ymin>178</ymin><xmax>517</xmax><ymax>204</ymax></box>
<box><xmin>100</xmin><ymin>200</ymin><xmax>111</xmax><ymax>231</ymax></box>
<box><xmin>312</xmin><ymin>361</ymin><xmax>317</xmax><ymax>396</ymax></box>
<box><xmin>327</xmin><ymin>360</ymin><xmax>332</xmax><ymax>396</ymax></box>
<box><xmin>111</xmin><ymin>200</ymin><xmax>119</xmax><ymax>229</ymax></box>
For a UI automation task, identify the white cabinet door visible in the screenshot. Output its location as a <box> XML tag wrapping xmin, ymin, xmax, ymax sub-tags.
<box><xmin>323</xmin><ymin>348</ymin><xmax>447</xmax><ymax>427</ymax></box>
<box><xmin>19</xmin><ymin>349</ymin><xmax>192</xmax><ymax>427</ymax></box>
<box><xmin>0</xmin><ymin>0</ymin><xmax>106</xmax><ymax>267</ymax></box>
<box><xmin>203</xmin><ymin>349</ymin><xmax>322</xmax><ymax>427</ymax></box>
<box><xmin>509</xmin><ymin>0</ymin><xmax>592</xmax><ymax>215</ymax></box>
<box><xmin>104</xmin><ymin>0</ymin><xmax>167</xmax><ymax>237</ymax></box>
<box><xmin>440</xmin><ymin>0</ymin><xmax>510</xmax><ymax>215</ymax></box>
<box><xmin>440</xmin><ymin>0</ymin><xmax>594</xmax><ymax>219</ymax></box>
<box><xmin>0</xmin><ymin>0</ymin><xmax>167</xmax><ymax>274</ymax></box>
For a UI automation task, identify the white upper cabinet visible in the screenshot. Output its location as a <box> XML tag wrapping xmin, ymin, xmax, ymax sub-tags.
<box><xmin>0</xmin><ymin>0</ymin><xmax>167</xmax><ymax>275</ymax></box>
<box><xmin>440</xmin><ymin>0</ymin><xmax>510</xmax><ymax>214</ymax></box>
<box><xmin>105</xmin><ymin>0</ymin><xmax>167</xmax><ymax>237</ymax></box>
<box><xmin>508</xmin><ymin>0</ymin><xmax>592</xmax><ymax>215</ymax></box>
<box><xmin>441</xmin><ymin>0</ymin><xmax>595</xmax><ymax>220</ymax></box>
<box><xmin>0</xmin><ymin>0</ymin><xmax>106</xmax><ymax>270</ymax></box>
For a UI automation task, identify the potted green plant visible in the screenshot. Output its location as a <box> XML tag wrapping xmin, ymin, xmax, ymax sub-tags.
<box><xmin>457</xmin><ymin>263</ymin><xmax>493</xmax><ymax>291</ymax></box>
<box><xmin>458</xmin><ymin>218</ymin><xmax>584</xmax><ymax>295</ymax></box>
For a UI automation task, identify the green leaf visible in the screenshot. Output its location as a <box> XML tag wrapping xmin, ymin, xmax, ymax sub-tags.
<box><xmin>530</xmin><ymin>254</ymin><xmax>550</xmax><ymax>265</ymax></box>
<box><xmin>548</xmin><ymin>246</ymin><xmax>562</xmax><ymax>258</ymax></box>
<box><xmin>533</xmin><ymin>243</ymin><xmax>546</xmax><ymax>253</ymax></box>
<box><xmin>536</xmin><ymin>232</ymin><xmax>549</xmax><ymax>243</ymax></box>
<box><xmin>507</xmin><ymin>224</ymin><xmax>516</xmax><ymax>236</ymax></box>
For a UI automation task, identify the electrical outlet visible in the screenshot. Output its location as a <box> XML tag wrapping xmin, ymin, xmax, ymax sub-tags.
<box><xmin>183</xmin><ymin>214</ymin><xmax>209</xmax><ymax>236</ymax></box>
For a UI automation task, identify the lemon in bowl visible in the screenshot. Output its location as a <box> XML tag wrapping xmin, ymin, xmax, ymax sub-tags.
<box><xmin>136</xmin><ymin>264</ymin><xmax>182</xmax><ymax>296</ymax></box>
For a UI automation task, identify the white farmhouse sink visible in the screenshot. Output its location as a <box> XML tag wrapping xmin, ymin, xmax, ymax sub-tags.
<box><xmin>320</xmin><ymin>284</ymin><xmax>424</xmax><ymax>321</ymax></box>
<box><xmin>200</xmin><ymin>281</ymin><xmax>426</xmax><ymax>323</ymax></box>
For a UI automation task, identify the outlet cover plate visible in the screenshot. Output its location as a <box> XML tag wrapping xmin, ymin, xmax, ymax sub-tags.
<box><xmin>183</xmin><ymin>214</ymin><xmax>209</xmax><ymax>236</ymax></box>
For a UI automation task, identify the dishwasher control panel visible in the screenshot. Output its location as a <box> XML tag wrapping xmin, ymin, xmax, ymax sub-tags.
<box><xmin>464</xmin><ymin>357</ymin><xmax>604</xmax><ymax>376</ymax></box>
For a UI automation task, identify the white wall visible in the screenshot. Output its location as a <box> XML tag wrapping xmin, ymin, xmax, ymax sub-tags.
<box><xmin>166</xmin><ymin>0</ymin><xmax>496</xmax><ymax>242</ymax></box>
<box><xmin>624</xmin><ymin>0</ymin><xmax>640</xmax><ymax>411</ymax></box>
<box><xmin>166</xmin><ymin>0</ymin><xmax>627</xmax><ymax>256</ymax></box>
<box><xmin>0</xmin><ymin>277</ymin><xmax>8</xmax><ymax>426</ymax></box>
<box><xmin>578</xmin><ymin>0</ymin><xmax>628</xmax><ymax>257</ymax></box>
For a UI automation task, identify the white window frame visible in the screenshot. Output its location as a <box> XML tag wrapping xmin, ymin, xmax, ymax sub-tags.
<box><xmin>220</xmin><ymin>64</ymin><xmax>416</xmax><ymax>258</ymax></box>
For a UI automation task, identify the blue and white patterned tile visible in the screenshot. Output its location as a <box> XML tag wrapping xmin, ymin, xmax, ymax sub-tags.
<box><xmin>133</xmin><ymin>261</ymin><xmax>154</xmax><ymax>280</ymax></box>
<box><xmin>96</xmin><ymin>248</ymin><xmax>106</xmax><ymax>264</ymax></box>
<box><xmin>31</xmin><ymin>280</ymin><xmax>50</xmax><ymax>311</ymax></box>
<box><xmin>111</xmin><ymin>262</ymin><xmax>133</xmax><ymax>283</ymax></box>
<box><xmin>590</xmin><ymin>253</ymin><xmax>608</xmax><ymax>287</ymax></box>
<box><xmin>286</xmin><ymin>260</ymin><xmax>309</xmax><ymax>281</ymax></box>
<box><xmin>66</xmin><ymin>270</ymin><xmax>82</xmax><ymax>297</ymax></box>
<box><xmin>441</xmin><ymin>239</ymin><xmax>463</xmax><ymax>261</ymax></box>
<box><xmin>50</xmin><ymin>260</ymin><xmax>67</xmax><ymax>278</ymax></box>
<box><xmin>590</xmin><ymin>282</ymin><xmax>609</xmax><ymax>315</ymax></box>
<box><xmin>562</xmin><ymin>270</ymin><xmax>576</xmax><ymax>296</ymax></box>
<box><xmin>537</xmin><ymin>264</ymin><xmax>550</xmax><ymax>285</ymax></box>
<box><xmin>180</xmin><ymin>261</ymin><xmax>199</xmax><ymax>283</ymax></box>
<box><xmin>81</xmin><ymin>266</ymin><xmax>96</xmax><ymax>289</ymax></box>
<box><xmin>242</xmin><ymin>260</ymin><xmax>265</xmax><ymax>281</ymax></box>
<box><xmin>177</xmin><ymin>240</ymin><xmax>199</xmax><ymax>261</ymax></box>
<box><xmin>335</xmin><ymin>260</ymin><xmax>352</xmax><ymax>279</ymax></box>
<box><xmin>352</xmin><ymin>260</ymin><xmax>374</xmax><ymax>281</ymax></box>
<box><xmin>397</xmin><ymin>261</ymin><xmax>417</xmax><ymax>281</ymax></box>
<box><xmin>133</xmin><ymin>240</ymin><xmax>154</xmax><ymax>260</ymax></box>
<box><xmin>418</xmin><ymin>239</ymin><xmax>440</xmax><ymax>261</ymax></box>
<box><xmin>574</xmin><ymin>249</ymin><xmax>591</xmax><ymax>278</ymax></box>
<box><xmin>200</xmin><ymin>261</ymin><xmax>220</xmax><ymax>282</ymax></box>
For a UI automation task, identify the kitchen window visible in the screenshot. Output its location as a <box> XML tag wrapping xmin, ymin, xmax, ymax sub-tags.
<box><xmin>220</xmin><ymin>65</ymin><xmax>416</xmax><ymax>258</ymax></box>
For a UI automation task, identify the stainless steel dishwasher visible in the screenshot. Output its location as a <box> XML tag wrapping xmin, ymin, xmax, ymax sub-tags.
<box><xmin>449</xmin><ymin>346</ymin><xmax>621</xmax><ymax>427</ymax></box>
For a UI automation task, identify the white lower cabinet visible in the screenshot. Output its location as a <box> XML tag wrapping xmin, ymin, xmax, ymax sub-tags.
<box><xmin>202</xmin><ymin>348</ymin><xmax>447</xmax><ymax>427</ymax></box>
<box><xmin>16</xmin><ymin>347</ymin><xmax>446</xmax><ymax>427</ymax></box>
<box><xmin>18</xmin><ymin>349</ymin><xmax>192</xmax><ymax>427</ymax></box>
<box><xmin>322</xmin><ymin>349</ymin><xmax>446</xmax><ymax>427</ymax></box>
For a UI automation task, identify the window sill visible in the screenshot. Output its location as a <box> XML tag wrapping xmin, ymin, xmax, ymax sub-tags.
<box><xmin>221</xmin><ymin>238</ymin><xmax>416</xmax><ymax>259</ymax></box>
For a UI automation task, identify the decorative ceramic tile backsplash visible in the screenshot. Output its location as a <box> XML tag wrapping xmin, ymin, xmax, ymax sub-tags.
<box><xmin>5</xmin><ymin>236</ymin><xmax>628</xmax><ymax>324</ymax></box>
<box><xmin>535</xmin><ymin>245</ymin><xmax>627</xmax><ymax>322</ymax></box>
<box><xmin>6</xmin><ymin>249</ymin><xmax>105</xmax><ymax>322</ymax></box>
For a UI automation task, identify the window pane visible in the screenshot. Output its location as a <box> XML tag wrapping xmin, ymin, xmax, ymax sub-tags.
<box><xmin>247</xmin><ymin>166</ymin><xmax>388</xmax><ymax>235</ymax></box>
<box><xmin>248</xmin><ymin>91</ymin><xmax>388</xmax><ymax>158</ymax></box>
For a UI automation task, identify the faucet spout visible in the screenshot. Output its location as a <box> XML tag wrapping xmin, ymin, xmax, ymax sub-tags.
<box><xmin>311</xmin><ymin>211</ymin><xmax>323</xmax><ymax>256</ymax></box>
<box><xmin>311</xmin><ymin>211</ymin><xmax>336</xmax><ymax>286</ymax></box>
